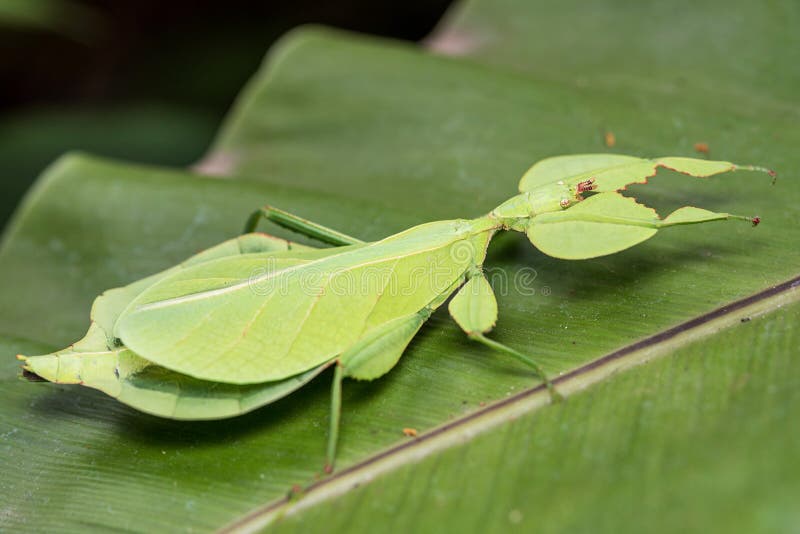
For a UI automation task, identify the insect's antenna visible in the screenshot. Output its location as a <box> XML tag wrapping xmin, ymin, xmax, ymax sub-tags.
<box><xmin>734</xmin><ymin>164</ymin><xmax>778</xmax><ymax>185</ymax></box>
<box><xmin>728</xmin><ymin>214</ymin><xmax>762</xmax><ymax>227</ymax></box>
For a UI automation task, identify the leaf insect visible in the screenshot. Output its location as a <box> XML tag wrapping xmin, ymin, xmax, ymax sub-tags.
<box><xmin>19</xmin><ymin>154</ymin><xmax>774</xmax><ymax>472</ymax></box>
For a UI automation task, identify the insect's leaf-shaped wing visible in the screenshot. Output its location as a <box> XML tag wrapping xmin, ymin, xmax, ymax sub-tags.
<box><xmin>115</xmin><ymin>221</ymin><xmax>484</xmax><ymax>384</ymax></box>
<box><xmin>19</xmin><ymin>232</ymin><xmax>327</xmax><ymax>419</ymax></box>
<box><xmin>19</xmin><ymin>324</ymin><xmax>327</xmax><ymax>420</ymax></box>
<box><xmin>519</xmin><ymin>154</ymin><xmax>769</xmax><ymax>194</ymax></box>
<box><xmin>93</xmin><ymin>233</ymin><xmax>313</xmax><ymax>346</ymax></box>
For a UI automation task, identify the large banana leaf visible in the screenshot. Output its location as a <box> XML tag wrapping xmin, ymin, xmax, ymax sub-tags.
<box><xmin>1</xmin><ymin>1</ymin><xmax>798</xmax><ymax>531</ymax></box>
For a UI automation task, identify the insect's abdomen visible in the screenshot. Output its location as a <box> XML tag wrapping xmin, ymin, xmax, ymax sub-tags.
<box><xmin>115</xmin><ymin>220</ymin><xmax>492</xmax><ymax>384</ymax></box>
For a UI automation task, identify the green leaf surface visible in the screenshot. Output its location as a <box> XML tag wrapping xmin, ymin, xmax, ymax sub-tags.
<box><xmin>430</xmin><ymin>0</ymin><xmax>800</xmax><ymax>110</ymax></box>
<box><xmin>1</xmin><ymin>2</ymin><xmax>798</xmax><ymax>531</ymax></box>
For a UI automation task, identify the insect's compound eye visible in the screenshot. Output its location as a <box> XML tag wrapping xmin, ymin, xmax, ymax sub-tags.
<box><xmin>576</xmin><ymin>178</ymin><xmax>597</xmax><ymax>194</ymax></box>
<box><xmin>559</xmin><ymin>198</ymin><xmax>571</xmax><ymax>208</ymax></box>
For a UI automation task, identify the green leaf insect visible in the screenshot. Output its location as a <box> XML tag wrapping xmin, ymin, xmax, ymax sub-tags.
<box><xmin>19</xmin><ymin>154</ymin><xmax>773</xmax><ymax>472</ymax></box>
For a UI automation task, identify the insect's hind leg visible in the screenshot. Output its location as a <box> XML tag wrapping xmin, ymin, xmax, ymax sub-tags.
<box><xmin>448</xmin><ymin>272</ymin><xmax>561</xmax><ymax>402</ymax></box>
<box><xmin>244</xmin><ymin>205</ymin><xmax>364</xmax><ymax>246</ymax></box>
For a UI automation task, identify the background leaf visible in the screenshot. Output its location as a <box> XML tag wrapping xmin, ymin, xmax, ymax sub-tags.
<box><xmin>1</xmin><ymin>0</ymin><xmax>798</xmax><ymax>531</ymax></box>
<box><xmin>0</xmin><ymin>105</ymin><xmax>218</xmax><ymax>229</ymax></box>
<box><xmin>429</xmin><ymin>0</ymin><xmax>800</xmax><ymax>109</ymax></box>
<box><xmin>0</xmin><ymin>0</ymin><xmax>101</xmax><ymax>40</ymax></box>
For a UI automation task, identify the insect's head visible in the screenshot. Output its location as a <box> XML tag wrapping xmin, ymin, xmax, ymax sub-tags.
<box><xmin>557</xmin><ymin>177</ymin><xmax>599</xmax><ymax>209</ymax></box>
<box><xmin>510</xmin><ymin>154</ymin><xmax>773</xmax><ymax>259</ymax></box>
<box><xmin>491</xmin><ymin>180</ymin><xmax>578</xmax><ymax>222</ymax></box>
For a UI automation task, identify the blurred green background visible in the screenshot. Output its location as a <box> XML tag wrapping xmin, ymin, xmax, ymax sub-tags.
<box><xmin>0</xmin><ymin>0</ymin><xmax>453</xmax><ymax>230</ymax></box>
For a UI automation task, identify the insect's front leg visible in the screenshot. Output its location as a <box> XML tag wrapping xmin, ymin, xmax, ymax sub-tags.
<box><xmin>448</xmin><ymin>270</ymin><xmax>561</xmax><ymax>401</ymax></box>
<box><xmin>244</xmin><ymin>205</ymin><xmax>364</xmax><ymax>246</ymax></box>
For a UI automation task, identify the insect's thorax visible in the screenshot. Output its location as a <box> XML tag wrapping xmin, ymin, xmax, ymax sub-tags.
<box><xmin>490</xmin><ymin>183</ymin><xmax>574</xmax><ymax>229</ymax></box>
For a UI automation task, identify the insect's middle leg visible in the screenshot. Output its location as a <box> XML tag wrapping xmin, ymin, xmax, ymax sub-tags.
<box><xmin>448</xmin><ymin>271</ymin><xmax>561</xmax><ymax>401</ymax></box>
<box><xmin>244</xmin><ymin>205</ymin><xmax>364</xmax><ymax>246</ymax></box>
<box><xmin>325</xmin><ymin>362</ymin><xmax>344</xmax><ymax>474</ymax></box>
